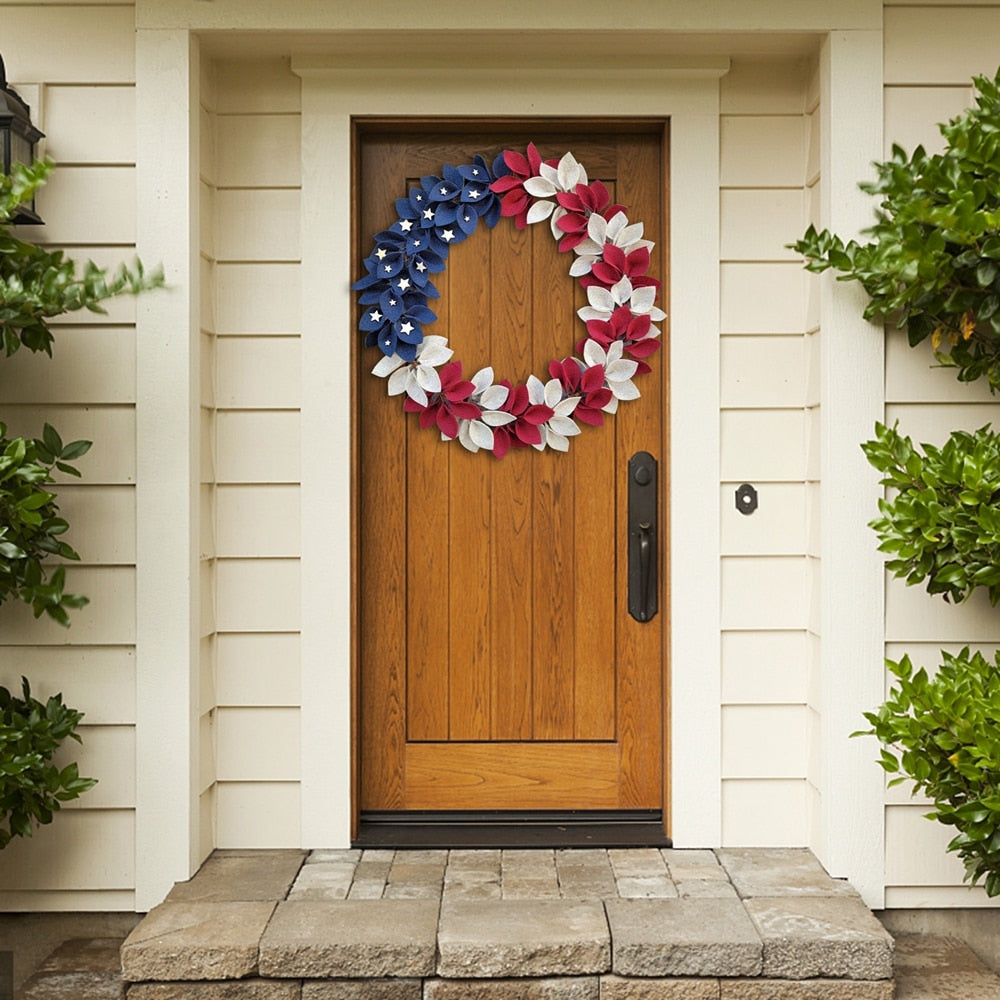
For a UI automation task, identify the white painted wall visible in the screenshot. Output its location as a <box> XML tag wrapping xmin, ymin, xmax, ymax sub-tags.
<box><xmin>718</xmin><ymin>55</ymin><xmax>816</xmax><ymax>849</ymax></box>
<box><xmin>0</xmin><ymin>1</ymin><xmax>140</xmax><ymax>912</ymax></box>
<box><xmin>2</xmin><ymin>0</ymin><xmax>997</xmax><ymax>914</ymax></box>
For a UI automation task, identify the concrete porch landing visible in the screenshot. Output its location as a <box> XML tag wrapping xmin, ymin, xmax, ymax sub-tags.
<box><xmin>120</xmin><ymin>847</ymin><xmax>895</xmax><ymax>998</ymax></box>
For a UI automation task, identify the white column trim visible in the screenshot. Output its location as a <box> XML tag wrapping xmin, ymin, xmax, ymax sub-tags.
<box><xmin>294</xmin><ymin>63</ymin><xmax>725</xmax><ymax>847</ymax></box>
<box><xmin>134</xmin><ymin>29</ymin><xmax>202</xmax><ymax>911</ymax></box>
<box><xmin>818</xmin><ymin>29</ymin><xmax>886</xmax><ymax>907</ymax></box>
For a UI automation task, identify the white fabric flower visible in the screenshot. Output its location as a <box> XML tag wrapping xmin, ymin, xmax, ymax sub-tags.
<box><xmin>518</xmin><ymin>152</ymin><xmax>589</xmax><ymax>229</ymax></box>
<box><xmin>577</xmin><ymin>276</ymin><xmax>667</xmax><ymax>324</ymax></box>
<box><xmin>569</xmin><ymin>211</ymin><xmax>655</xmax><ymax>277</ymax></box>
<box><xmin>523</xmin><ymin>375</ymin><xmax>582</xmax><ymax>452</ymax></box>
<box><xmin>582</xmin><ymin>339</ymin><xmax>640</xmax><ymax>410</ymax></box>
<box><xmin>457</xmin><ymin>365</ymin><xmax>516</xmax><ymax>453</ymax></box>
<box><xmin>371</xmin><ymin>335</ymin><xmax>453</xmax><ymax>406</ymax></box>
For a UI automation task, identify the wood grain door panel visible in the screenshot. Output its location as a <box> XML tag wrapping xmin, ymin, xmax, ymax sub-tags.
<box><xmin>356</xmin><ymin>122</ymin><xmax>668</xmax><ymax>819</ymax></box>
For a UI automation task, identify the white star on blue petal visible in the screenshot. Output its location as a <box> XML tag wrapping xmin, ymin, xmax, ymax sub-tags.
<box><xmin>441</xmin><ymin>229</ymin><xmax>456</xmax><ymax>242</ymax></box>
<box><xmin>416</xmin><ymin>261</ymin><xmax>427</xmax><ymax>272</ymax></box>
<box><xmin>423</xmin><ymin>208</ymin><xmax>435</xmax><ymax>220</ymax></box>
<box><xmin>468</xmin><ymin>189</ymin><xmax>481</xmax><ymax>199</ymax></box>
<box><xmin>397</xmin><ymin>278</ymin><xmax>411</xmax><ymax>291</ymax></box>
<box><xmin>399</xmin><ymin>219</ymin><xmax>413</xmax><ymax>232</ymax></box>
<box><xmin>369</xmin><ymin>310</ymin><xmax>383</xmax><ymax>322</ymax></box>
<box><xmin>375</xmin><ymin>248</ymin><xmax>388</xmax><ymax>259</ymax></box>
<box><xmin>399</xmin><ymin>321</ymin><xmax>414</xmax><ymax>335</ymax></box>
<box><xmin>440</xmin><ymin>187</ymin><xmax>448</xmax><ymax>196</ymax></box>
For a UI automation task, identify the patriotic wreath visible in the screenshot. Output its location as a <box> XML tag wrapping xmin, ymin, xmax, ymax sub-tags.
<box><xmin>352</xmin><ymin>143</ymin><xmax>665</xmax><ymax>458</ymax></box>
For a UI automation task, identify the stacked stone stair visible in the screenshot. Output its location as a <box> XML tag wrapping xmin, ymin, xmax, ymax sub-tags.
<box><xmin>114</xmin><ymin>846</ymin><xmax>899</xmax><ymax>998</ymax></box>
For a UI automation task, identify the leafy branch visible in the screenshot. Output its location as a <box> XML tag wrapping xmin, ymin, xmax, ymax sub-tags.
<box><xmin>0</xmin><ymin>678</ymin><xmax>96</xmax><ymax>848</ymax></box>
<box><xmin>856</xmin><ymin>649</ymin><xmax>1000</xmax><ymax>897</ymax></box>
<box><xmin>792</xmin><ymin>68</ymin><xmax>1000</xmax><ymax>389</ymax></box>
<box><xmin>1</xmin><ymin>158</ymin><xmax>164</xmax><ymax>358</ymax></box>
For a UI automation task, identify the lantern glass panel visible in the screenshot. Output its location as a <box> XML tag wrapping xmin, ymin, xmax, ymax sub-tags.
<box><xmin>9</xmin><ymin>130</ymin><xmax>31</xmax><ymax>170</ymax></box>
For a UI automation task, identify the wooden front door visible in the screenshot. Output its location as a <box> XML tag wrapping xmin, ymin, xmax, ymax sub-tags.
<box><xmin>356</xmin><ymin>122</ymin><xmax>668</xmax><ymax>826</ymax></box>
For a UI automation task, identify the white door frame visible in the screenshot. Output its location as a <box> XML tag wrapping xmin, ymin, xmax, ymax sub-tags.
<box><xmin>293</xmin><ymin>60</ymin><xmax>728</xmax><ymax>850</ymax></box>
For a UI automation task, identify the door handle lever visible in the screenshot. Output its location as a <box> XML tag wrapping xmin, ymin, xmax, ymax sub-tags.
<box><xmin>639</xmin><ymin>521</ymin><xmax>652</xmax><ymax>620</ymax></box>
<box><xmin>628</xmin><ymin>452</ymin><xmax>658</xmax><ymax>623</ymax></box>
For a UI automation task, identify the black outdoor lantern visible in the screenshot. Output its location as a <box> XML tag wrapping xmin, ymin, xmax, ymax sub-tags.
<box><xmin>0</xmin><ymin>53</ymin><xmax>44</xmax><ymax>224</ymax></box>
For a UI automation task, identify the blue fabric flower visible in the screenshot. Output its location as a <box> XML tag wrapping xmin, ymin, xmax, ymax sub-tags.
<box><xmin>355</xmin><ymin>155</ymin><xmax>516</xmax><ymax>356</ymax></box>
<box><xmin>361</xmin><ymin>287</ymin><xmax>437</xmax><ymax>360</ymax></box>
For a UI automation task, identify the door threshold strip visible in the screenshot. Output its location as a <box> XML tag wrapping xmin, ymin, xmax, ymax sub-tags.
<box><xmin>355</xmin><ymin>810</ymin><xmax>672</xmax><ymax>849</ymax></box>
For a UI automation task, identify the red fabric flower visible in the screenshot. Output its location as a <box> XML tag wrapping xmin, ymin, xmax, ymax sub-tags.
<box><xmin>489</xmin><ymin>142</ymin><xmax>558</xmax><ymax>230</ymax></box>
<box><xmin>583</xmin><ymin>306</ymin><xmax>661</xmax><ymax>375</ymax></box>
<box><xmin>554</xmin><ymin>180</ymin><xmax>626</xmax><ymax>252</ymax></box>
<box><xmin>580</xmin><ymin>243</ymin><xmax>660</xmax><ymax>293</ymax></box>
<box><xmin>489</xmin><ymin>380</ymin><xmax>556</xmax><ymax>457</ymax></box>
<box><xmin>404</xmin><ymin>361</ymin><xmax>480</xmax><ymax>439</ymax></box>
<box><xmin>548</xmin><ymin>358</ymin><xmax>613</xmax><ymax>426</ymax></box>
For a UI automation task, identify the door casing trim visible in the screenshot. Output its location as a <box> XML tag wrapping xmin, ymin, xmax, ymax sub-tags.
<box><xmin>295</xmin><ymin>61</ymin><xmax>725</xmax><ymax>850</ymax></box>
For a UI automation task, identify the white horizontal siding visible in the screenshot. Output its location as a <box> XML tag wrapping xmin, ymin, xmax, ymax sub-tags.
<box><xmin>216</xmin><ymin>707</ymin><xmax>300</xmax><ymax>781</ymax></box>
<box><xmin>721</xmin><ymin>483</ymin><xmax>808</xmax><ymax>556</ymax></box>
<box><xmin>720</xmin><ymin>336</ymin><xmax>806</xmax><ymax>409</ymax></box>
<box><xmin>0</xmin><ymin>6</ymin><xmax>139</xmax><ymax>913</ymax></box>
<box><xmin>0</xmin><ymin>810</ymin><xmax>134</xmax><ymax>891</ymax></box>
<box><xmin>721</xmin><ymin>557</ymin><xmax>812</xmax><ymax>631</ymax></box>
<box><xmin>719</xmin><ymin>263</ymin><xmax>808</xmax><ymax>334</ymax></box>
<box><xmin>722</xmin><ymin>779</ymin><xmax>809</xmax><ymax>847</ymax></box>
<box><xmin>722</xmin><ymin>705</ymin><xmax>810</xmax><ymax>779</ymax></box>
<box><xmin>215</xmin><ymin>485</ymin><xmax>301</xmax><ymax>557</ymax></box>
<box><xmin>215</xmin><ymin>411</ymin><xmax>301</xmax><ymax>483</ymax></box>
<box><xmin>208</xmin><ymin>60</ymin><xmax>304</xmax><ymax>852</ymax></box>
<box><xmin>216</xmin><ymin>781</ymin><xmax>300</xmax><ymax>848</ymax></box>
<box><xmin>0</xmin><ymin>405</ymin><xmax>135</xmax><ymax>483</ymax></box>
<box><xmin>52</xmin><ymin>486</ymin><xmax>136</xmax><ymax>564</ymax></box>
<box><xmin>214</xmin><ymin>189</ymin><xmax>301</xmax><ymax>260</ymax></box>
<box><xmin>720</xmin><ymin>57</ymin><xmax>811</xmax><ymax>115</ymax></box>
<box><xmin>0</xmin><ymin>648</ymin><xmax>135</xmax><ymax>723</ymax></box>
<box><xmin>720</xmin><ymin>116</ymin><xmax>809</xmax><ymax>187</ymax></box>
<box><xmin>719</xmin><ymin>61</ymin><xmax>815</xmax><ymax>851</ymax></box>
<box><xmin>217</xmin><ymin>633</ymin><xmax>303</xmax><ymax>706</ymax></box>
<box><xmin>32</xmin><ymin>166</ymin><xmax>137</xmax><ymax>246</ymax></box>
<box><xmin>3</xmin><ymin>7</ymin><xmax>135</xmax><ymax>84</ymax></box>
<box><xmin>721</xmin><ymin>631</ymin><xmax>811</xmax><ymax>705</ymax></box>
<box><xmin>216</xmin><ymin>338</ymin><xmax>301</xmax><ymax>408</ymax></box>
<box><xmin>44</xmin><ymin>85</ymin><xmax>137</xmax><ymax>164</ymax></box>
<box><xmin>0</xmin><ymin>327</ymin><xmax>135</xmax><ymax>404</ymax></box>
<box><xmin>216</xmin><ymin>262</ymin><xmax>302</xmax><ymax>334</ymax></box>
<box><xmin>0</xmin><ymin>567</ymin><xmax>136</xmax><ymax>645</ymax></box>
<box><xmin>884</xmin><ymin>6</ymin><xmax>1000</xmax><ymax>85</ymax></box>
<box><xmin>54</xmin><ymin>726</ymin><xmax>136</xmax><ymax>809</ymax></box>
<box><xmin>720</xmin><ymin>410</ymin><xmax>808</xmax><ymax>481</ymax></box>
<box><xmin>215</xmin><ymin>559</ymin><xmax>301</xmax><ymax>632</ymax></box>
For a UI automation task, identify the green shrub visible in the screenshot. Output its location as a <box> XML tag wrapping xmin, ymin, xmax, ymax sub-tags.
<box><xmin>0</xmin><ymin>421</ymin><xmax>91</xmax><ymax>625</ymax></box>
<box><xmin>0</xmin><ymin>677</ymin><xmax>96</xmax><ymax>848</ymax></box>
<box><xmin>0</xmin><ymin>158</ymin><xmax>162</xmax><ymax>842</ymax></box>
<box><xmin>792</xmin><ymin>67</ymin><xmax>1000</xmax><ymax>389</ymax></box>
<box><xmin>1</xmin><ymin>159</ymin><xmax>163</xmax><ymax>359</ymax></box>
<box><xmin>857</xmin><ymin>648</ymin><xmax>1000</xmax><ymax>896</ymax></box>
<box><xmin>862</xmin><ymin>421</ymin><xmax>1000</xmax><ymax>605</ymax></box>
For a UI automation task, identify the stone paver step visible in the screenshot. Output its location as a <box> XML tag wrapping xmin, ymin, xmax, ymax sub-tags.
<box><xmin>115</xmin><ymin>847</ymin><xmax>897</xmax><ymax>993</ymax></box>
<box><xmin>30</xmin><ymin>922</ymin><xmax>1000</xmax><ymax>999</ymax></box>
